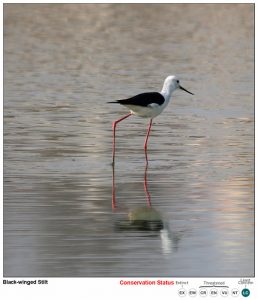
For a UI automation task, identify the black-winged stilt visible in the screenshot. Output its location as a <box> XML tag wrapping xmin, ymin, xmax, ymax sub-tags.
<box><xmin>109</xmin><ymin>75</ymin><xmax>194</xmax><ymax>163</ymax></box>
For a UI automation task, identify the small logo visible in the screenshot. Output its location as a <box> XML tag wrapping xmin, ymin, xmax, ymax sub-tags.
<box><xmin>189</xmin><ymin>288</ymin><xmax>197</xmax><ymax>297</ymax></box>
<box><xmin>178</xmin><ymin>288</ymin><xmax>187</xmax><ymax>297</ymax></box>
<box><xmin>231</xmin><ymin>288</ymin><xmax>240</xmax><ymax>297</ymax></box>
<box><xmin>241</xmin><ymin>288</ymin><xmax>250</xmax><ymax>297</ymax></box>
<box><xmin>199</xmin><ymin>288</ymin><xmax>208</xmax><ymax>297</ymax></box>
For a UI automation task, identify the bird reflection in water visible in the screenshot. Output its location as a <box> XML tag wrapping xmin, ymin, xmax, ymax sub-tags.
<box><xmin>112</xmin><ymin>160</ymin><xmax>163</xmax><ymax>231</ymax></box>
<box><xmin>112</xmin><ymin>158</ymin><xmax>184</xmax><ymax>253</ymax></box>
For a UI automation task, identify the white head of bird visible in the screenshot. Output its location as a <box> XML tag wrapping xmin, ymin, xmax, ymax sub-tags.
<box><xmin>161</xmin><ymin>75</ymin><xmax>194</xmax><ymax>102</ymax></box>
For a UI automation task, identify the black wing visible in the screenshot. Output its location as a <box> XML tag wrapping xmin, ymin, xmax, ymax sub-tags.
<box><xmin>109</xmin><ymin>92</ymin><xmax>165</xmax><ymax>107</ymax></box>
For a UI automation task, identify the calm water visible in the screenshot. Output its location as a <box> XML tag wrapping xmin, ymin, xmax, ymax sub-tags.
<box><xmin>4</xmin><ymin>4</ymin><xmax>254</xmax><ymax>277</ymax></box>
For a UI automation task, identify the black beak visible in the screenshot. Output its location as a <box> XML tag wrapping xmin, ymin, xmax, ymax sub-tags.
<box><xmin>179</xmin><ymin>85</ymin><xmax>194</xmax><ymax>95</ymax></box>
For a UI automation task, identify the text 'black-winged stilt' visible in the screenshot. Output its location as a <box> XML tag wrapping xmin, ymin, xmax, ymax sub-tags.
<box><xmin>108</xmin><ymin>75</ymin><xmax>194</xmax><ymax>164</ymax></box>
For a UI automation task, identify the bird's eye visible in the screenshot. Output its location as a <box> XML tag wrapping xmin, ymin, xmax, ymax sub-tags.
<box><xmin>176</xmin><ymin>80</ymin><xmax>179</xmax><ymax>84</ymax></box>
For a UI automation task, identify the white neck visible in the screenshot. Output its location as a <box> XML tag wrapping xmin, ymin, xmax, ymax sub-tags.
<box><xmin>160</xmin><ymin>81</ymin><xmax>175</xmax><ymax>102</ymax></box>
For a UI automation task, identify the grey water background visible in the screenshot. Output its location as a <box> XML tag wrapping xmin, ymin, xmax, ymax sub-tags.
<box><xmin>4</xmin><ymin>4</ymin><xmax>254</xmax><ymax>277</ymax></box>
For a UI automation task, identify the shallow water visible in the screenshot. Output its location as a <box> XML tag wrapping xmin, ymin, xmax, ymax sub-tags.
<box><xmin>4</xmin><ymin>4</ymin><xmax>254</xmax><ymax>277</ymax></box>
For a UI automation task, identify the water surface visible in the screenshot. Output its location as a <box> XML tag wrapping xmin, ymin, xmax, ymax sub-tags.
<box><xmin>4</xmin><ymin>4</ymin><xmax>254</xmax><ymax>277</ymax></box>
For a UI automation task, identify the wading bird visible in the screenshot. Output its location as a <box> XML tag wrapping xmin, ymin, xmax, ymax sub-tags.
<box><xmin>109</xmin><ymin>75</ymin><xmax>194</xmax><ymax>164</ymax></box>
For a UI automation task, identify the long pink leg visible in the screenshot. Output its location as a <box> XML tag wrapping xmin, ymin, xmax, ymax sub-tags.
<box><xmin>144</xmin><ymin>161</ymin><xmax>152</xmax><ymax>207</ymax></box>
<box><xmin>144</xmin><ymin>119</ymin><xmax>153</xmax><ymax>163</ymax></box>
<box><xmin>112</xmin><ymin>164</ymin><xmax>116</xmax><ymax>210</ymax></box>
<box><xmin>112</xmin><ymin>112</ymin><xmax>132</xmax><ymax>163</ymax></box>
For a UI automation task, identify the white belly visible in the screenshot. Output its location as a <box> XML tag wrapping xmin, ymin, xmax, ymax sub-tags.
<box><xmin>126</xmin><ymin>102</ymin><xmax>169</xmax><ymax>118</ymax></box>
